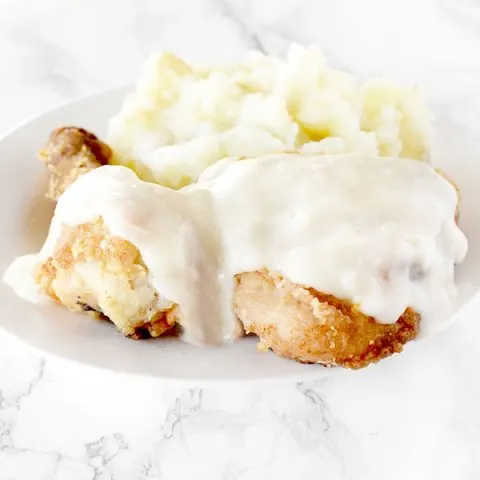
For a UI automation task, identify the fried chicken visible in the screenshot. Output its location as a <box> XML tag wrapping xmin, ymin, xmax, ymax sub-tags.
<box><xmin>233</xmin><ymin>270</ymin><xmax>420</xmax><ymax>369</ymax></box>
<box><xmin>34</xmin><ymin>218</ymin><xmax>178</xmax><ymax>339</ymax></box>
<box><xmin>34</xmin><ymin>219</ymin><xmax>420</xmax><ymax>368</ymax></box>
<box><xmin>39</xmin><ymin>127</ymin><xmax>112</xmax><ymax>201</ymax></box>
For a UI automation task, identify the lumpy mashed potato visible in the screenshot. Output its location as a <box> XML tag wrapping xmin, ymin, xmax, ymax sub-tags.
<box><xmin>108</xmin><ymin>44</ymin><xmax>433</xmax><ymax>188</ymax></box>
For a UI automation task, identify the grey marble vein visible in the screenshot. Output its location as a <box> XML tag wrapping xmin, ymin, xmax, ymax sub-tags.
<box><xmin>213</xmin><ymin>0</ymin><xmax>266</xmax><ymax>53</ymax></box>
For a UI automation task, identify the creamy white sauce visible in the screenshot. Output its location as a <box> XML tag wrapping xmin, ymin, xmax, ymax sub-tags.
<box><xmin>4</xmin><ymin>154</ymin><xmax>468</xmax><ymax>342</ymax></box>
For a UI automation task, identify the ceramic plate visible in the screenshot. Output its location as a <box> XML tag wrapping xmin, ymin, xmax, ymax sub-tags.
<box><xmin>0</xmin><ymin>87</ymin><xmax>479</xmax><ymax>383</ymax></box>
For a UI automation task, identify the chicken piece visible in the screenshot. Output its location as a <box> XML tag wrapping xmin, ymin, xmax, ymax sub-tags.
<box><xmin>35</xmin><ymin>218</ymin><xmax>178</xmax><ymax>339</ymax></box>
<box><xmin>233</xmin><ymin>270</ymin><xmax>420</xmax><ymax>369</ymax></box>
<box><xmin>34</xmin><ymin>218</ymin><xmax>419</xmax><ymax>368</ymax></box>
<box><xmin>39</xmin><ymin>127</ymin><xmax>112</xmax><ymax>201</ymax></box>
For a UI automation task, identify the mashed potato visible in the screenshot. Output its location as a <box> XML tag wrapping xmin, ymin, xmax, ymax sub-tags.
<box><xmin>108</xmin><ymin>45</ymin><xmax>433</xmax><ymax>188</ymax></box>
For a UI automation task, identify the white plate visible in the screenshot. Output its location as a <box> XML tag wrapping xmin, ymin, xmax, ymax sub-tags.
<box><xmin>0</xmin><ymin>87</ymin><xmax>479</xmax><ymax>384</ymax></box>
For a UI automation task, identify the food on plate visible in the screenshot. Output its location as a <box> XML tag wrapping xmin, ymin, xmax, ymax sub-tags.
<box><xmin>40</xmin><ymin>127</ymin><xmax>112</xmax><ymax>201</ymax></box>
<box><xmin>108</xmin><ymin>45</ymin><xmax>433</xmax><ymax>189</ymax></box>
<box><xmin>1</xmin><ymin>45</ymin><xmax>468</xmax><ymax>369</ymax></box>
<box><xmin>4</xmin><ymin>153</ymin><xmax>467</xmax><ymax>368</ymax></box>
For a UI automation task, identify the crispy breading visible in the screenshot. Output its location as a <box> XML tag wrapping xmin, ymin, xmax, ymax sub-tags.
<box><xmin>233</xmin><ymin>270</ymin><xmax>420</xmax><ymax>369</ymax></box>
<box><xmin>34</xmin><ymin>219</ymin><xmax>178</xmax><ymax>338</ymax></box>
<box><xmin>39</xmin><ymin>127</ymin><xmax>112</xmax><ymax>201</ymax></box>
<box><xmin>34</xmin><ymin>220</ymin><xmax>419</xmax><ymax>368</ymax></box>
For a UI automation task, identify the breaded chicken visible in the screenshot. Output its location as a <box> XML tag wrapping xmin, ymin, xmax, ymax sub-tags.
<box><xmin>39</xmin><ymin>127</ymin><xmax>112</xmax><ymax>201</ymax></box>
<box><xmin>34</xmin><ymin>220</ymin><xmax>419</xmax><ymax>368</ymax></box>
<box><xmin>233</xmin><ymin>270</ymin><xmax>420</xmax><ymax>369</ymax></box>
<box><xmin>35</xmin><ymin>219</ymin><xmax>178</xmax><ymax>338</ymax></box>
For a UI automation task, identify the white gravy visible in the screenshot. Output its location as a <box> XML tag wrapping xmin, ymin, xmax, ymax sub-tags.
<box><xmin>4</xmin><ymin>154</ymin><xmax>468</xmax><ymax>342</ymax></box>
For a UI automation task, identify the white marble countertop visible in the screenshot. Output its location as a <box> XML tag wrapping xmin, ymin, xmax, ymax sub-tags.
<box><xmin>1</xmin><ymin>0</ymin><xmax>480</xmax><ymax>478</ymax></box>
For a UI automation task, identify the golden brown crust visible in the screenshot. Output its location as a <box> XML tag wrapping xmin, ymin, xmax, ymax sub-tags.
<box><xmin>233</xmin><ymin>270</ymin><xmax>420</xmax><ymax>369</ymax></box>
<box><xmin>34</xmin><ymin>219</ymin><xmax>178</xmax><ymax>338</ymax></box>
<box><xmin>39</xmin><ymin>127</ymin><xmax>112</xmax><ymax>201</ymax></box>
<box><xmin>34</xmin><ymin>221</ymin><xmax>420</xmax><ymax>368</ymax></box>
